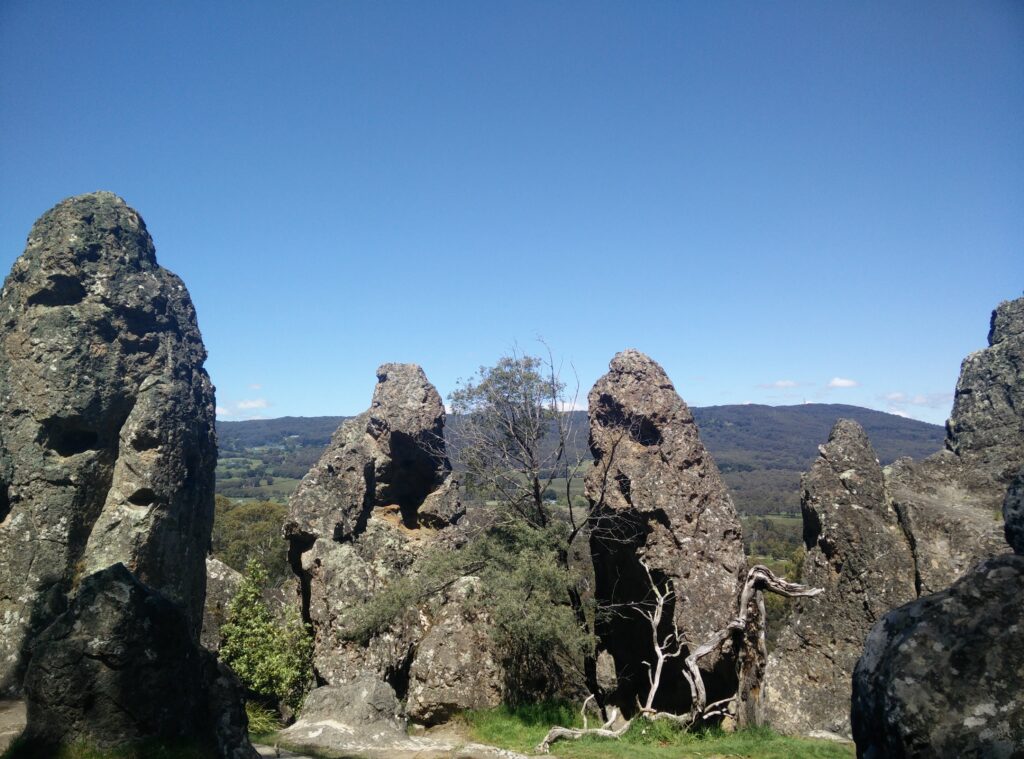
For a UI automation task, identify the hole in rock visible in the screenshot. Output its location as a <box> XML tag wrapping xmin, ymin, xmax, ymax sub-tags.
<box><xmin>40</xmin><ymin>418</ymin><xmax>100</xmax><ymax>457</ymax></box>
<box><xmin>0</xmin><ymin>484</ymin><xmax>10</xmax><ymax>524</ymax></box>
<box><xmin>127</xmin><ymin>488</ymin><xmax>157</xmax><ymax>506</ymax></box>
<box><xmin>26</xmin><ymin>275</ymin><xmax>86</xmax><ymax>307</ymax></box>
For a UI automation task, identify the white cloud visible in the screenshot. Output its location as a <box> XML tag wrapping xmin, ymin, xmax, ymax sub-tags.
<box><xmin>884</xmin><ymin>392</ymin><xmax>906</xmax><ymax>402</ymax></box>
<box><xmin>215</xmin><ymin>406</ymin><xmax>232</xmax><ymax>417</ymax></box>
<box><xmin>237</xmin><ymin>398</ymin><xmax>270</xmax><ymax>410</ymax></box>
<box><xmin>828</xmin><ymin>377</ymin><xmax>859</xmax><ymax>388</ymax></box>
<box><xmin>248</xmin><ymin>383</ymin><xmax>262</xmax><ymax>390</ymax></box>
<box><xmin>759</xmin><ymin>379</ymin><xmax>798</xmax><ymax>389</ymax></box>
<box><xmin>887</xmin><ymin>406</ymin><xmax>911</xmax><ymax>418</ymax></box>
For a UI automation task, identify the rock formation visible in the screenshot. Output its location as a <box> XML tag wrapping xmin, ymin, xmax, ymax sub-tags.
<box><xmin>764</xmin><ymin>295</ymin><xmax>1024</xmax><ymax>738</ymax></box>
<box><xmin>887</xmin><ymin>296</ymin><xmax>1023</xmax><ymax>594</ymax></box>
<box><xmin>586</xmin><ymin>350</ymin><xmax>746</xmax><ymax>713</ymax></box>
<box><xmin>851</xmin><ymin>474</ymin><xmax>1024</xmax><ymax>756</ymax></box>
<box><xmin>201</xmin><ymin>557</ymin><xmax>297</xmax><ymax>653</ymax></box>
<box><xmin>0</xmin><ymin>192</ymin><xmax>217</xmax><ymax>693</ymax></box>
<box><xmin>761</xmin><ymin>420</ymin><xmax>917</xmax><ymax>736</ymax></box>
<box><xmin>284</xmin><ymin>364</ymin><xmax>500</xmax><ymax>730</ymax></box>
<box><xmin>22</xmin><ymin>564</ymin><xmax>256</xmax><ymax>758</ymax></box>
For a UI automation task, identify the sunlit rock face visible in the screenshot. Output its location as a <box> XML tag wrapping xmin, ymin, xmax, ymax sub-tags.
<box><xmin>761</xmin><ymin>420</ymin><xmax>917</xmax><ymax>737</ymax></box>
<box><xmin>585</xmin><ymin>349</ymin><xmax>746</xmax><ymax>714</ymax></box>
<box><xmin>0</xmin><ymin>192</ymin><xmax>216</xmax><ymax>694</ymax></box>
<box><xmin>283</xmin><ymin>364</ymin><xmax>499</xmax><ymax>723</ymax></box>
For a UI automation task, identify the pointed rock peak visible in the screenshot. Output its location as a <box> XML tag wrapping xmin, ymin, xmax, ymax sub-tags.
<box><xmin>372</xmin><ymin>363</ymin><xmax>442</xmax><ymax>415</ymax></box>
<box><xmin>605</xmin><ymin>349</ymin><xmax>674</xmax><ymax>388</ymax></box>
<box><xmin>820</xmin><ymin>419</ymin><xmax>878</xmax><ymax>464</ymax></box>
<box><xmin>988</xmin><ymin>295</ymin><xmax>1024</xmax><ymax>345</ymax></box>
<box><xmin>21</xmin><ymin>191</ymin><xmax>157</xmax><ymax>274</ymax></box>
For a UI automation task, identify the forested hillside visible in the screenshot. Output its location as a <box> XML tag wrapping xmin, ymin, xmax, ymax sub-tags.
<box><xmin>216</xmin><ymin>403</ymin><xmax>943</xmax><ymax>515</ymax></box>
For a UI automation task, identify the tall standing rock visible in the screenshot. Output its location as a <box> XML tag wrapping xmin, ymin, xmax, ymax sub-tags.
<box><xmin>284</xmin><ymin>364</ymin><xmax>499</xmax><ymax>730</ymax></box>
<box><xmin>761</xmin><ymin>420</ymin><xmax>917</xmax><ymax>737</ymax></box>
<box><xmin>0</xmin><ymin>192</ymin><xmax>216</xmax><ymax>694</ymax></box>
<box><xmin>887</xmin><ymin>296</ymin><xmax>1023</xmax><ymax>594</ymax></box>
<box><xmin>586</xmin><ymin>350</ymin><xmax>746</xmax><ymax>712</ymax></box>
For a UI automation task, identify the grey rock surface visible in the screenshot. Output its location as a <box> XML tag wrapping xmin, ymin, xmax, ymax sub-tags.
<box><xmin>406</xmin><ymin>577</ymin><xmax>504</xmax><ymax>724</ymax></box>
<box><xmin>280</xmin><ymin>679</ymin><xmax>407</xmax><ymax>749</ymax></box>
<box><xmin>285</xmin><ymin>365</ymin><xmax>500</xmax><ymax>723</ymax></box>
<box><xmin>762</xmin><ymin>420</ymin><xmax>917</xmax><ymax>737</ymax></box>
<box><xmin>585</xmin><ymin>349</ymin><xmax>746</xmax><ymax>712</ymax></box>
<box><xmin>886</xmin><ymin>296</ymin><xmax>1024</xmax><ymax>595</ymax></box>
<box><xmin>851</xmin><ymin>553</ymin><xmax>1024</xmax><ymax>758</ymax></box>
<box><xmin>21</xmin><ymin>564</ymin><xmax>256</xmax><ymax>758</ymax></box>
<box><xmin>202</xmin><ymin>557</ymin><xmax>244</xmax><ymax>652</ymax></box>
<box><xmin>0</xmin><ymin>192</ymin><xmax>216</xmax><ymax>693</ymax></box>
<box><xmin>946</xmin><ymin>297</ymin><xmax>1024</xmax><ymax>488</ymax></box>
<box><xmin>1002</xmin><ymin>470</ymin><xmax>1024</xmax><ymax>556</ymax></box>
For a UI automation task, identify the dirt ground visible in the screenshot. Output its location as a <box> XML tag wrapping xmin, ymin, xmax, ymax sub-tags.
<box><xmin>0</xmin><ymin>700</ymin><xmax>26</xmax><ymax>752</ymax></box>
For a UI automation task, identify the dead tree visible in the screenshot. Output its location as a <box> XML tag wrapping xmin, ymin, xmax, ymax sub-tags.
<box><xmin>536</xmin><ymin>563</ymin><xmax>821</xmax><ymax>753</ymax></box>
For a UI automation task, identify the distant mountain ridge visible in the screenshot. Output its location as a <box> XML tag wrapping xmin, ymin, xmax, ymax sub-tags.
<box><xmin>216</xmin><ymin>403</ymin><xmax>944</xmax><ymax>515</ymax></box>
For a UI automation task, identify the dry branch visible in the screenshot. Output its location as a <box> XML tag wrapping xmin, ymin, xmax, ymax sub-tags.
<box><xmin>535</xmin><ymin>564</ymin><xmax>822</xmax><ymax>753</ymax></box>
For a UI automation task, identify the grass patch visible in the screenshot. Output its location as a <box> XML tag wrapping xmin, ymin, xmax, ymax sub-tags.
<box><xmin>245</xmin><ymin>701</ymin><xmax>282</xmax><ymax>742</ymax></box>
<box><xmin>463</xmin><ymin>705</ymin><xmax>854</xmax><ymax>758</ymax></box>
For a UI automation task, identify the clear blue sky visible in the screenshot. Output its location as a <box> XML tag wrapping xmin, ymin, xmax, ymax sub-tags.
<box><xmin>2</xmin><ymin>2</ymin><xmax>1021</xmax><ymax>425</ymax></box>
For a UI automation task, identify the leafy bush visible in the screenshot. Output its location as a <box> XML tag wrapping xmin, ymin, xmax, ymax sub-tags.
<box><xmin>211</xmin><ymin>497</ymin><xmax>290</xmax><ymax>584</ymax></box>
<box><xmin>219</xmin><ymin>560</ymin><xmax>313</xmax><ymax>712</ymax></box>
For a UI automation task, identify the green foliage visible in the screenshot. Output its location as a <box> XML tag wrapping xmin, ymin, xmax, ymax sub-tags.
<box><xmin>219</xmin><ymin>560</ymin><xmax>313</xmax><ymax>712</ymax></box>
<box><xmin>449</xmin><ymin>352</ymin><xmax>573</xmax><ymax>528</ymax></box>
<box><xmin>338</xmin><ymin>519</ymin><xmax>592</xmax><ymax>698</ymax></box>
<box><xmin>462</xmin><ymin>706</ymin><xmax>855</xmax><ymax>758</ymax></box>
<box><xmin>211</xmin><ymin>496</ymin><xmax>290</xmax><ymax>584</ymax></box>
<box><xmin>243</xmin><ymin>702</ymin><xmax>281</xmax><ymax>738</ymax></box>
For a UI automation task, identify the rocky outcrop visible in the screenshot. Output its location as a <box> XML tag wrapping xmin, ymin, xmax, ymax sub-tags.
<box><xmin>852</xmin><ymin>551</ymin><xmax>1024</xmax><ymax>757</ymax></box>
<box><xmin>21</xmin><ymin>564</ymin><xmax>257</xmax><ymax>758</ymax></box>
<box><xmin>767</xmin><ymin>296</ymin><xmax>1024</xmax><ymax>739</ymax></box>
<box><xmin>762</xmin><ymin>420</ymin><xmax>917</xmax><ymax>737</ymax></box>
<box><xmin>284</xmin><ymin>365</ymin><xmax>500</xmax><ymax>723</ymax></box>
<box><xmin>0</xmin><ymin>193</ymin><xmax>216</xmax><ymax>693</ymax></box>
<box><xmin>586</xmin><ymin>350</ymin><xmax>746</xmax><ymax>712</ymax></box>
<box><xmin>946</xmin><ymin>297</ymin><xmax>1024</xmax><ymax>488</ymax></box>
<box><xmin>406</xmin><ymin>577</ymin><xmax>504</xmax><ymax>724</ymax></box>
<box><xmin>887</xmin><ymin>296</ymin><xmax>1023</xmax><ymax>594</ymax></box>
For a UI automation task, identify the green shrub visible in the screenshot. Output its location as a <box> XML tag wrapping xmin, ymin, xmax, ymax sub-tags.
<box><xmin>219</xmin><ymin>560</ymin><xmax>313</xmax><ymax>712</ymax></box>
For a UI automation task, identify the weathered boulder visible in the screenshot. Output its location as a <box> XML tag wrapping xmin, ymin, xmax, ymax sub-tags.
<box><xmin>886</xmin><ymin>454</ymin><xmax>1008</xmax><ymax>594</ymax></box>
<box><xmin>0</xmin><ymin>192</ymin><xmax>216</xmax><ymax>693</ymax></box>
<box><xmin>585</xmin><ymin>349</ymin><xmax>746</xmax><ymax>712</ymax></box>
<box><xmin>851</xmin><ymin>552</ymin><xmax>1024</xmax><ymax>757</ymax></box>
<box><xmin>284</xmin><ymin>365</ymin><xmax>500</xmax><ymax>723</ymax></box>
<box><xmin>762</xmin><ymin>420</ymin><xmax>917</xmax><ymax>737</ymax></box>
<box><xmin>406</xmin><ymin>577</ymin><xmax>504</xmax><ymax>724</ymax></box>
<box><xmin>1004</xmin><ymin>471</ymin><xmax>1024</xmax><ymax>555</ymax></box>
<box><xmin>21</xmin><ymin>564</ymin><xmax>257</xmax><ymax>758</ymax></box>
<box><xmin>278</xmin><ymin>679</ymin><xmax>407</xmax><ymax>751</ymax></box>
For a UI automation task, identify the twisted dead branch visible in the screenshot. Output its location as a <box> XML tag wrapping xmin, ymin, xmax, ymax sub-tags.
<box><xmin>536</xmin><ymin>563</ymin><xmax>821</xmax><ymax>753</ymax></box>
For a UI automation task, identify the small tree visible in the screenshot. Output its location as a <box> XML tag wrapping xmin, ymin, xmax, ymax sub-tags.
<box><xmin>448</xmin><ymin>348</ymin><xmax>584</xmax><ymax>530</ymax></box>
<box><xmin>219</xmin><ymin>560</ymin><xmax>313</xmax><ymax>713</ymax></box>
